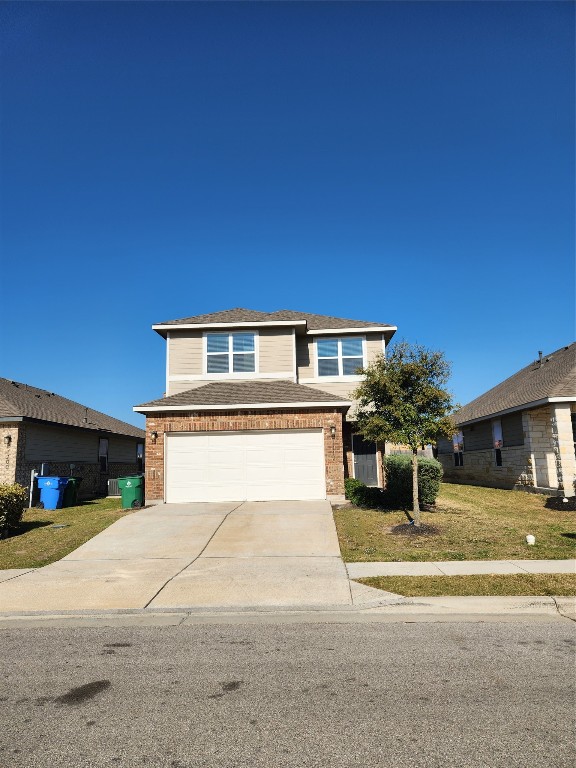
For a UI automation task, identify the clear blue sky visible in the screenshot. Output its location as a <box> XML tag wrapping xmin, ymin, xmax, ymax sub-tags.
<box><xmin>1</xmin><ymin>1</ymin><xmax>573</xmax><ymax>429</ymax></box>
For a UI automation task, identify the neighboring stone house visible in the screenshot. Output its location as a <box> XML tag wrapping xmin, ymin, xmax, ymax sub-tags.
<box><xmin>0</xmin><ymin>378</ymin><xmax>145</xmax><ymax>498</ymax></box>
<box><xmin>437</xmin><ymin>344</ymin><xmax>576</xmax><ymax>496</ymax></box>
<box><xmin>134</xmin><ymin>308</ymin><xmax>397</xmax><ymax>503</ymax></box>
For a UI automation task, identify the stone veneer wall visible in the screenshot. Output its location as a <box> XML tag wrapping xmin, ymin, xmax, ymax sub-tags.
<box><xmin>549</xmin><ymin>403</ymin><xmax>575</xmax><ymax>494</ymax></box>
<box><xmin>439</xmin><ymin>445</ymin><xmax>531</xmax><ymax>490</ymax></box>
<box><xmin>0</xmin><ymin>423</ymin><xmax>23</xmax><ymax>485</ymax></box>
<box><xmin>439</xmin><ymin>403</ymin><xmax>576</xmax><ymax>495</ymax></box>
<box><xmin>144</xmin><ymin>408</ymin><xmax>346</xmax><ymax>501</ymax></box>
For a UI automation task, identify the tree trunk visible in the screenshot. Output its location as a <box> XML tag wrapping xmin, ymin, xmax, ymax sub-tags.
<box><xmin>412</xmin><ymin>448</ymin><xmax>421</xmax><ymax>527</ymax></box>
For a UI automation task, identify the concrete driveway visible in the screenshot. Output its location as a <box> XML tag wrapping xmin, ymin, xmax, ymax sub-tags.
<box><xmin>0</xmin><ymin>501</ymin><xmax>353</xmax><ymax>612</ymax></box>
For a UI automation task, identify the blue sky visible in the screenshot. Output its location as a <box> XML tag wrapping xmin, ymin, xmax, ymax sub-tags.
<box><xmin>1</xmin><ymin>1</ymin><xmax>573</xmax><ymax>429</ymax></box>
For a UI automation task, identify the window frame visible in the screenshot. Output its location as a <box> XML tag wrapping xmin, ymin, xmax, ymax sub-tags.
<box><xmin>98</xmin><ymin>438</ymin><xmax>109</xmax><ymax>473</ymax></box>
<box><xmin>203</xmin><ymin>331</ymin><xmax>259</xmax><ymax>376</ymax></box>
<box><xmin>137</xmin><ymin>443</ymin><xmax>144</xmax><ymax>473</ymax></box>
<box><xmin>492</xmin><ymin>419</ymin><xmax>504</xmax><ymax>468</ymax></box>
<box><xmin>315</xmin><ymin>336</ymin><xmax>366</xmax><ymax>379</ymax></box>
<box><xmin>452</xmin><ymin>431</ymin><xmax>464</xmax><ymax>468</ymax></box>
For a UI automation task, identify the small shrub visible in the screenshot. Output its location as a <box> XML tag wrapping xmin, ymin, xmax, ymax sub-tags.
<box><xmin>383</xmin><ymin>454</ymin><xmax>443</xmax><ymax>508</ymax></box>
<box><xmin>344</xmin><ymin>477</ymin><xmax>364</xmax><ymax>500</ymax></box>
<box><xmin>344</xmin><ymin>477</ymin><xmax>386</xmax><ymax>508</ymax></box>
<box><xmin>0</xmin><ymin>483</ymin><xmax>28</xmax><ymax>537</ymax></box>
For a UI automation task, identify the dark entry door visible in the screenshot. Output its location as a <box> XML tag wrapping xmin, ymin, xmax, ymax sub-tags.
<box><xmin>352</xmin><ymin>434</ymin><xmax>378</xmax><ymax>486</ymax></box>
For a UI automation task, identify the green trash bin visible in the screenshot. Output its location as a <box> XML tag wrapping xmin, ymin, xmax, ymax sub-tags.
<box><xmin>117</xmin><ymin>475</ymin><xmax>144</xmax><ymax>509</ymax></box>
<box><xmin>62</xmin><ymin>477</ymin><xmax>83</xmax><ymax>507</ymax></box>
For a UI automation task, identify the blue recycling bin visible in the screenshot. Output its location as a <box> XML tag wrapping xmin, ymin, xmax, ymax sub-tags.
<box><xmin>37</xmin><ymin>476</ymin><xmax>69</xmax><ymax>510</ymax></box>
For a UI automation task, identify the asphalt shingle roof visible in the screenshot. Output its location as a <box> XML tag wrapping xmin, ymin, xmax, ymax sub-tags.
<box><xmin>135</xmin><ymin>380</ymin><xmax>352</xmax><ymax>410</ymax></box>
<box><xmin>157</xmin><ymin>307</ymin><xmax>393</xmax><ymax>331</ymax></box>
<box><xmin>0</xmin><ymin>378</ymin><xmax>145</xmax><ymax>438</ymax></box>
<box><xmin>455</xmin><ymin>343</ymin><xmax>576</xmax><ymax>424</ymax></box>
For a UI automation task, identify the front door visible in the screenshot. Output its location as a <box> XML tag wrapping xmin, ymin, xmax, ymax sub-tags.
<box><xmin>352</xmin><ymin>434</ymin><xmax>378</xmax><ymax>486</ymax></box>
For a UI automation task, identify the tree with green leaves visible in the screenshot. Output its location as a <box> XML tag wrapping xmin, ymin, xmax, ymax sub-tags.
<box><xmin>352</xmin><ymin>341</ymin><xmax>455</xmax><ymax>526</ymax></box>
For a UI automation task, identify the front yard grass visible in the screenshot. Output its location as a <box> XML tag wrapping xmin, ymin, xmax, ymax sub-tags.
<box><xmin>357</xmin><ymin>574</ymin><xmax>576</xmax><ymax>597</ymax></box>
<box><xmin>334</xmin><ymin>482</ymin><xmax>576</xmax><ymax>562</ymax></box>
<box><xmin>0</xmin><ymin>497</ymin><xmax>131</xmax><ymax>569</ymax></box>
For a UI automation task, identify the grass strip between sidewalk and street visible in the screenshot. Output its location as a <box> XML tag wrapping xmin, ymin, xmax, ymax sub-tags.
<box><xmin>357</xmin><ymin>573</ymin><xmax>576</xmax><ymax>597</ymax></box>
<box><xmin>0</xmin><ymin>497</ymin><xmax>131</xmax><ymax>569</ymax></box>
<box><xmin>334</xmin><ymin>482</ymin><xmax>576</xmax><ymax>562</ymax></box>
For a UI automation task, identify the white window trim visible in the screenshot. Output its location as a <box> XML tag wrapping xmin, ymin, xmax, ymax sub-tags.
<box><xmin>166</xmin><ymin>331</ymin><xmax>170</xmax><ymax>395</ymax></box>
<box><xmin>315</xmin><ymin>336</ymin><xmax>366</xmax><ymax>379</ymax></box>
<box><xmin>98</xmin><ymin>438</ymin><xmax>109</xmax><ymax>473</ymax></box>
<box><xmin>203</xmin><ymin>331</ymin><xmax>260</xmax><ymax>376</ymax></box>
<box><xmin>299</xmin><ymin>375</ymin><xmax>364</xmax><ymax>385</ymax></box>
<box><xmin>169</xmin><ymin>372</ymin><xmax>289</xmax><ymax>382</ymax></box>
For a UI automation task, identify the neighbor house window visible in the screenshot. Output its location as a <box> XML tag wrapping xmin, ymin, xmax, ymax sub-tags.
<box><xmin>206</xmin><ymin>332</ymin><xmax>256</xmax><ymax>373</ymax></box>
<box><xmin>317</xmin><ymin>337</ymin><xmax>364</xmax><ymax>377</ymax></box>
<box><xmin>453</xmin><ymin>431</ymin><xmax>464</xmax><ymax>467</ymax></box>
<box><xmin>492</xmin><ymin>419</ymin><xmax>503</xmax><ymax>466</ymax></box>
<box><xmin>98</xmin><ymin>438</ymin><xmax>109</xmax><ymax>473</ymax></box>
<box><xmin>137</xmin><ymin>443</ymin><xmax>144</xmax><ymax>473</ymax></box>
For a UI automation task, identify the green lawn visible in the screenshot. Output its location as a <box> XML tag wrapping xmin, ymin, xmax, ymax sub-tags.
<box><xmin>334</xmin><ymin>483</ymin><xmax>576</xmax><ymax>562</ymax></box>
<box><xmin>357</xmin><ymin>573</ymin><xmax>576</xmax><ymax>597</ymax></box>
<box><xmin>0</xmin><ymin>497</ymin><xmax>132</xmax><ymax>569</ymax></box>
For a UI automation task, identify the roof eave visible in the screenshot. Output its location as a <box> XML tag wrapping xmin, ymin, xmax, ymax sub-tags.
<box><xmin>306</xmin><ymin>325</ymin><xmax>397</xmax><ymax>336</ymax></box>
<box><xmin>456</xmin><ymin>396</ymin><xmax>575</xmax><ymax>426</ymax></box>
<box><xmin>0</xmin><ymin>414</ymin><xmax>144</xmax><ymax>438</ymax></box>
<box><xmin>153</xmin><ymin>320</ymin><xmax>308</xmax><ymax>338</ymax></box>
<box><xmin>134</xmin><ymin>401</ymin><xmax>352</xmax><ymax>413</ymax></box>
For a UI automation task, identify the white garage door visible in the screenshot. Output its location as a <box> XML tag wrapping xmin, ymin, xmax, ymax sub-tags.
<box><xmin>165</xmin><ymin>430</ymin><xmax>326</xmax><ymax>503</ymax></box>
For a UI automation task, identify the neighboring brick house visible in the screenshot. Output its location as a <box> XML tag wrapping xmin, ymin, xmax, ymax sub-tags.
<box><xmin>0</xmin><ymin>378</ymin><xmax>145</xmax><ymax>498</ymax></box>
<box><xmin>134</xmin><ymin>308</ymin><xmax>397</xmax><ymax>503</ymax></box>
<box><xmin>437</xmin><ymin>344</ymin><xmax>576</xmax><ymax>496</ymax></box>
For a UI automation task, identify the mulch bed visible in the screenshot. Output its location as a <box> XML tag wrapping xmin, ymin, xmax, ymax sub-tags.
<box><xmin>390</xmin><ymin>523</ymin><xmax>440</xmax><ymax>536</ymax></box>
<box><xmin>545</xmin><ymin>496</ymin><xmax>576</xmax><ymax>512</ymax></box>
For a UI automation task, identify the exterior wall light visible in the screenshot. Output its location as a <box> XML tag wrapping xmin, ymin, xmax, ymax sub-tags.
<box><xmin>329</xmin><ymin>425</ymin><xmax>336</xmax><ymax>439</ymax></box>
<box><xmin>3</xmin><ymin>434</ymin><xmax>11</xmax><ymax>446</ymax></box>
<box><xmin>150</xmin><ymin>431</ymin><xmax>158</xmax><ymax>442</ymax></box>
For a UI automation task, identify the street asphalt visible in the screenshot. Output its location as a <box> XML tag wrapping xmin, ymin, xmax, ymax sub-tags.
<box><xmin>0</xmin><ymin>619</ymin><xmax>574</xmax><ymax>768</ymax></box>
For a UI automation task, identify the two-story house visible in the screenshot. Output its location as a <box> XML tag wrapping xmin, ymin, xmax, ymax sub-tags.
<box><xmin>134</xmin><ymin>308</ymin><xmax>396</xmax><ymax>504</ymax></box>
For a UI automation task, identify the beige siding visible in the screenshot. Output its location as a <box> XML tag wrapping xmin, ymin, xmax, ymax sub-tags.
<box><xmin>463</xmin><ymin>421</ymin><xmax>492</xmax><ymax>451</ymax></box>
<box><xmin>25</xmin><ymin>423</ymin><xmax>99</xmax><ymax>463</ymax></box>
<box><xmin>109</xmin><ymin>436</ymin><xmax>140</xmax><ymax>463</ymax></box>
<box><xmin>302</xmin><ymin>381</ymin><xmax>356</xmax><ymax>400</ymax></box>
<box><xmin>296</xmin><ymin>337</ymin><xmax>315</xmax><ymax>379</ymax></box>
<box><xmin>365</xmin><ymin>334</ymin><xmax>385</xmax><ymax>364</ymax></box>
<box><xmin>259</xmin><ymin>329</ymin><xmax>294</xmax><ymax>374</ymax></box>
<box><xmin>169</xmin><ymin>331</ymin><xmax>203</xmax><ymax>377</ymax></box>
<box><xmin>501</xmin><ymin>412</ymin><xmax>524</xmax><ymax>447</ymax></box>
<box><xmin>437</xmin><ymin>437</ymin><xmax>454</xmax><ymax>455</ymax></box>
<box><xmin>297</xmin><ymin>333</ymin><xmax>381</xmax><ymax>381</ymax></box>
<box><xmin>167</xmin><ymin>380</ymin><xmax>208</xmax><ymax>396</ymax></box>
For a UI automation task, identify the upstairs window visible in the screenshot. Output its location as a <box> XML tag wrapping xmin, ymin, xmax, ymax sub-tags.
<box><xmin>317</xmin><ymin>337</ymin><xmax>364</xmax><ymax>377</ymax></box>
<box><xmin>206</xmin><ymin>332</ymin><xmax>256</xmax><ymax>374</ymax></box>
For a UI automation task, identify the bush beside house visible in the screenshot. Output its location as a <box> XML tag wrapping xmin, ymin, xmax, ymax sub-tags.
<box><xmin>344</xmin><ymin>456</ymin><xmax>443</xmax><ymax>510</ymax></box>
<box><xmin>0</xmin><ymin>483</ymin><xmax>28</xmax><ymax>537</ymax></box>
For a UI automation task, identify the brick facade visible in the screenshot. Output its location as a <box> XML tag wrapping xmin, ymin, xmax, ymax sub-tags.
<box><xmin>144</xmin><ymin>408</ymin><xmax>347</xmax><ymax>501</ymax></box>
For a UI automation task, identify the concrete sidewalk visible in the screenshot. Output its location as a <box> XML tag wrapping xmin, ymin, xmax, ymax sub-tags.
<box><xmin>346</xmin><ymin>559</ymin><xmax>576</xmax><ymax>578</ymax></box>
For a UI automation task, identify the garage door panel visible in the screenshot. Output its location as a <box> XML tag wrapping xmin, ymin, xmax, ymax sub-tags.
<box><xmin>165</xmin><ymin>430</ymin><xmax>326</xmax><ymax>503</ymax></box>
